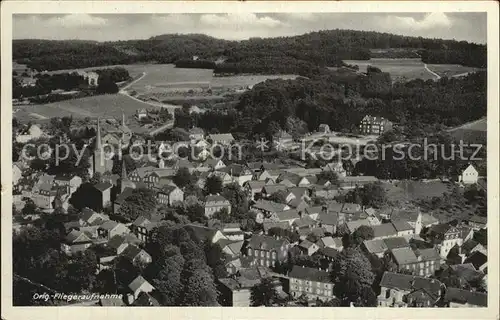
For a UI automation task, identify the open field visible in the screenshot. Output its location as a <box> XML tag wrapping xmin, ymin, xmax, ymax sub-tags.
<box><xmin>447</xmin><ymin>117</ymin><xmax>487</xmax><ymax>144</ymax></box>
<box><xmin>384</xmin><ymin>180</ymin><xmax>453</xmax><ymax>203</ymax></box>
<box><xmin>426</xmin><ymin>64</ymin><xmax>483</xmax><ymax>78</ymax></box>
<box><xmin>13</xmin><ymin>94</ymin><xmax>160</xmax><ymax>121</ymax></box>
<box><xmin>343</xmin><ymin>58</ymin><xmax>438</xmax><ymax>81</ymax></box>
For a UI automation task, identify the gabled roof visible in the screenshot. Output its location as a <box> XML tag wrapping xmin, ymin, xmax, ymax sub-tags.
<box><xmin>247</xmin><ymin>234</ymin><xmax>288</xmax><ymax>251</ymax></box>
<box><xmin>65</xmin><ymin>229</ymin><xmax>92</xmax><ymax>244</ymax></box>
<box><xmin>305</xmin><ymin>206</ymin><xmax>323</xmax><ymax>215</ymax></box>
<box><xmin>372</xmin><ymin>223</ymin><xmax>398</xmax><ymax>238</ymax></box>
<box><xmin>252</xmin><ymin>200</ymin><xmax>288</xmax><ymax>213</ymax></box>
<box><xmin>99</xmin><ymin>220</ymin><xmax>119</xmax><ymax>231</ymax></box>
<box><xmin>292</xmin><ymin>215</ymin><xmax>316</xmax><ymax>229</ymax></box>
<box><xmin>346</xmin><ymin>219</ymin><xmax>371</xmax><ymax>233</ymax></box>
<box><xmin>341</xmin><ymin>203</ymin><xmax>362</xmax><ymax>214</ymax></box>
<box><xmin>415</xmin><ymin>248</ymin><xmax>441</xmax><ymax>261</ymax></box>
<box><xmin>317</xmin><ymin>246</ymin><xmax>339</xmax><ymax>259</ymax></box>
<box><xmin>288</xmin><ymin>197</ymin><xmax>308</xmax><ymax>209</ymax></box>
<box><xmin>262</xmin><ymin>221</ymin><xmax>290</xmax><ymax>233</ymax></box>
<box><xmin>379</xmin><ymin>272</ymin><xmax>441</xmax><ymax>299</ymax></box>
<box><xmin>245</xmin><ymin>180</ymin><xmax>267</xmax><ymax>190</ymax></box>
<box><xmin>122</xmin><ymin>245</ymin><xmax>148</xmax><ymax>260</ymax></box>
<box><xmin>467</xmin><ymin>215</ymin><xmax>487</xmax><ymax>225</ymax></box>
<box><xmin>444</xmin><ymin>288</ymin><xmax>487</xmax><ymax>307</ymax></box>
<box><xmin>208</xmin><ymin>133</ymin><xmax>235</xmax><ymax>141</ymax></box>
<box><xmin>275</xmin><ymin>209</ymin><xmax>300</xmax><ymax>221</ymax></box>
<box><xmin>317</xmin><ymin>212</ymin><xmax>338</xmax><ymax>225</ymax></box>
<box><xmin>383</xmin><ymin>236</ymin><xmax>409</xmax><ymax>250</ymax></box>
<box><xmin>94</xmin><ymin>182</ymin><xmax>113</xmax><ymax>192</ymax></box>
<box><xmin>219</xmin><ymin>164</ymin><xmax>252</xmax><ymax>176</ymax></box>
<box><xmin>299</xmin><ymin>239</ymin><xmax>315</xmax><ymax>249</ymax></box>
<box><xmin>205</xmin><ymin>194</ymin><xmax>230</xmax><ymax>205</ymax></box>
<box><xmin>449</xmin><ymin>263</ymin><xmax>485</xmax><ymax>283</ymax></box>
<box><xmin>363</xmin><ymin>239</ymin><xmax>388</xmax><ymax>254</ymax></box>
<box><xmin>262</xmin><ymin>184</ymin><xmax>287</xmax><ymax>195</ymax></box>
<box><xmin>392</xmin><ymin>220</ymin><xmax>413</xmax><ymax>232</ymax></box>
<box><xmin>184</xmin><ymin>224</ymin><xmax>225</xmax><ymax>243</ymax></box>
<box><xmin>463</xmin><ymin>251</ymin><xmax>487</xmax><ymax>270</ymax></box>
<box><xmin>288</xmin><ymin>266</ymin><xmax>331</xmax><ymax>283</ymax></box>
<box><xmin>391</xmin><ymin>247</ymin><xmax>418</xmax><ymax>265</ymax></box>
<box><xmin>128</xmin><ymin>275</ymin><xmax>153</xmax><ymax>292</ymax></box>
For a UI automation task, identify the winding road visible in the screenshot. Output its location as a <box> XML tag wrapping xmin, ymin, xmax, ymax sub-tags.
<box><xmin>423</xmin><ymin>64</ymin><xmax>441</xmax><ymax>80</ymax></box>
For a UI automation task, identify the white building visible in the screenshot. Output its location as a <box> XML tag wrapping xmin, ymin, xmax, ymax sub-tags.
<box><xmin>458</xmin><ymin>164</ymin><xmax>479</xmax><ymax>185</ymax></box>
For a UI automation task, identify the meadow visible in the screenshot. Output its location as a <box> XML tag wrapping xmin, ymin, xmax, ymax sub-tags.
<box><xmin>14</xmin><ymin>93</ymin><xmax>159</xmax><ymax>122</ymax></box>
<box><xmin>425</xmin><ymin>64</ymin><xmax>482</xmax><ymax>78</ymax></box>
<box><xmin>343</xmin><ymin>58</ymin><xmax>437</xmax><ymax>81</ymax></box>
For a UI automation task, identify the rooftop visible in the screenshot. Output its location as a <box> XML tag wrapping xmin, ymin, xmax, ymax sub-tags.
<box><xmin>444</xmin><ymin>287</ymin><xmax>487</xmax><ymax>307</ymax></box>
<box><xmin>288</xmin><ymin>266</ymin><xmax>331</xmax><ymax>283</ymax></box>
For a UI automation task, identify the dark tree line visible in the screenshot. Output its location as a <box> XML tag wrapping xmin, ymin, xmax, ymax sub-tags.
<box><xmin>14</xmin><ymin>29</ymin><xmax>486</xmax><ymax>72</ymax></box>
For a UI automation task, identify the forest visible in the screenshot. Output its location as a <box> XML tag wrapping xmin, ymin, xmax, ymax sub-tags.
<box><xmin>13</xmin><ymin>29</ymin><xmax>486</xmax><ymax>72</ymax></box>
<box><xmin>176</xmin><ymin>68</ymin><xmax>486</xmax><ymax>141</ymax></box>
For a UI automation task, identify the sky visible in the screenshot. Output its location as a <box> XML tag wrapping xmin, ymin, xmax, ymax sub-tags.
<box><xmin>13</xmin><ymin>12</ymin><xmax>487</xmax><ymax>44</ymax></box>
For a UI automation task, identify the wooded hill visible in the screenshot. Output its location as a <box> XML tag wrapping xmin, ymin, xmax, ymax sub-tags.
<box><xmin>14</xmin><ymin>29</ymin><xmax>486</xmax><ymax>73</ymax></box>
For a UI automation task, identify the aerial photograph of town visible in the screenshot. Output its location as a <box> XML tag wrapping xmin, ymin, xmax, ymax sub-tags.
<box><xmin>10</xmin><ymin>12</ymin><xmax>489</xmax><ymax>308</ymax></box>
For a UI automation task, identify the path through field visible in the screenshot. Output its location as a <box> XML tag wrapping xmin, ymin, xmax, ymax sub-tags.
<box><xmin>119</xmin><ymin>71</ymin><xmax>181</xmax><ymax>114</ymax></box>
<box><xmin>424</xmin><ymin>64</ymin><xmax>441</xmax><ymax>80</ymax></box>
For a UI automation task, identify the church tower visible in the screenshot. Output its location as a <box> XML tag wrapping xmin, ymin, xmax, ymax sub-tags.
<box><xmin>415</xmin><ymin>208</ymin><xmax>423</xmax><ymax>236</ymax></box>
<box><xmin>93</xmin><ymin>117</ymin><xmax>106</xmax><ymax>174</ymax></box>
<box><xmin>119</xmin><ymin>160</ymin><xmax>135</xmax><ymax>193</ymax></box>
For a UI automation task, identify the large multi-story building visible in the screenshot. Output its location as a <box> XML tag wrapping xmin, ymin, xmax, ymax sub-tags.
<box><xmin>377</xmin><ymin>272</ymin><xmax>442</xmax><ymax>307</ymax></box>
<box><xmin>359</xmin><ymin>115</ymin><xmax>393</xmax><ymax>135</ymax></box>
<box><xmin>245</xmin><ymin>235</ymin><xmax>290</xmax><ymax>268</ymax></box>
<box><xmin>204</xmin><ymin>194</ymin><xmax>232</xmax><ymax>218</ymax></box>
<box><xmin>288</xmin><ymin>266</ymin><xmax>334</xmax><ymax>301</ymax></box>
<box><xmin>386</xmin><ymin>247</ymin><xmax>442</xmax><ymax>277</ymax></box>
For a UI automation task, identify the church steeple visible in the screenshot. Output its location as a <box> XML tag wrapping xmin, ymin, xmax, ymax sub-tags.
<box><xmin>96</xmin><ymin>117</ymin><xmax>102</xmax><ymax>150</ymax></box>
<box><xmin>121</xmin><ymin>160</ymin><xmax>128</xmax><ymax>180</ymax></box>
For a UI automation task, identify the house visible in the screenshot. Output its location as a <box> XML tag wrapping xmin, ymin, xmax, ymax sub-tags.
<box><xmin>443</xmin><ymin>288</ymin><xmax>487</xmax><ymax>308</ymax></box>
<box><xmin>371</xmin><ymin>223</ymin><xmax>398</xmax><ymax>240</ymax></box>
<box><xmin>466</xmin><ymin>215</ymin><xmax>487</xmax><ymax>230</ymax></box>
<box><xmin>218</xmin><ymin>267</ymin><xmax>270</xmax><ymax>306</ymax></box>
<box><xmin>107</xmin><ymin>234</ymin><xmax>141</xmax><ymax>255</ymax></box>
<box><xmin>208</xmin><ymin>170</ymin><xmax>233</xmax><ymax>186</ymax></box>
<box><xmin>298</xmin><ymin>227</ymin><xmax>325</xmax><ymax>240</ymax></box>
<box><xmin>277</xmin><ymin>172</ymin><xmax>310</xmax><ymax>187</ymax></box>
<box><xmin>245</xmin><ymin>235</ymin><xmax>290</xmax><ymax>267</ymax></box>
<box><xmin>363</xmin><ymin>237</ymin><xmax>409</xmax><ymax>258</ymax></box>
<box><xmin>184</xmin><ymin>224</ymin><xmax>228</xmax><ymax>244</ymax></box>
<box><xmin>251</xmin><ymin>200</ymin><xmax>290</xmax><ymax>219</ymax></box>
<box><xmin>53</xmin><ymin>174</ymin><xmax>83</xmax><ymax>195</ymax></box>
<box><xmin>156</xmin><ymin>185</ymin><xmax>184</xmax><ymax>206</ymax></box>
<box><xmin>273</xmin><ymin>209</ymin><xmax>301</xmax><ymax>226</ymax></box>
<box><xmin>338</xmin><ymin>176</ymin><xmax>379</xmax><ymax>189</ymax></box>
<box><xmin>273</xmin><ymin>130</ymin><xmax>293</xmax><ymax>148</ymax></box>
<box><xmin>359</xmin><ymin>115</ymin><xmax>393</xmax><ymax>136</ymax></box>
<box><xmin>316</xmin><ymin>247</ymin><xmax>339</xmax><ymax>262</ymax></box>
<box><xmin>121</xmin><ymin>245</ymin><xmax>152</xmax><ymax>266</ymax></box>
<box><xmin>93</xmin><ymin>182</ymin><xmax>113</xmax><ymax>210</ymax></box>
<box><xmin>345</xmin><ymin>219</ymin><xmax>372</xmax><ymax>234</ymax></box>
<box><xmin>321</xmin><ymin>162</ymin><xmax>346</xmax><ymax>177</ymax></box>
<box><xmin>98</xmin><ymin>221</ymin><xmax>130</xmax><ymax>240</ymax></box>
<box><xmin>261</xmin><ymin>184</ymin><xmax>287</xmax><ymax>199</ymax></box>
<box><xmin>136</xmin><ymin>109</ymin><xmax>148</xmax><ymax>120</ymax></box>
<box><xmin>298</xmin><ymin>240</ymin><xmax>320</xmax><ymax>256</ymax></box>
<box><xmin>262</xmin><ymin>221</ymin><xmax>291</xmax><ymax>234</ymax></box>
<box><xmin>288</xmin><ymin>266</ymin><xmax>334</xmax><ymax>301</ymax></box>
<box><xmin>61</xmin><ymin>230</ymin><xmax>93</xmax><ymax>255</ymax></box>
<box><xmin>387</xmin><ymin>247</ymin><xmax>442</xmax><ymax>277</ymax></box>
<box><xmin>16</xmin><ymin>124</ymin><xmax>44</xmax><ymax>143</ymax></box>
<box><xmin>305</xmin><ymin>206</ymin><xmax>323</xmax><ymax>220</ymax></box>
<box><xmin>189</xmin><ymin>127</ymin><xmax>205</xmax><ymax>141</ymax></box>
<box><xmin>463</xmin><ymin>251</ymin><xmax>487</xmax><ymax>272</ymax></box>
<box><xmin>219</xmin><ymin>164</ymin><xmax>253</xmax><ymax>186</ymax></box>
<box><xmin>377</xmin><ymin>272</ymin><xmax>442</xmax><ymax>307</ymax></box>
<box><xmin>439</xmin><ymin>263</ymin><xmax>485</xmax><ymax>290</ymax></box>
<box><xmin>316</xmin><ymin>211</ymin><xmax>339</xmax><ymax>234</ymax></box>
<box><xmin>426</xmin><ymin>223</ymin><xmax>465</xmax><ymax>258</ymax></box>
<box><xmin>202</xmin><ymin>158</ymin><xmax>226</xmax><ymax>171</ymax></box>
<box><xmin>244</xmin><ymin>180</ymin><xmax>267</xmax><ymax>200</ymax></box>
<box><xmin>391</xmin><ymin>220</ymin><xmax>414</xmax><ymax>237</ymax></box>
<box><xmin>207</xmin><ymin>133</ymin><xmax>235</xmax><ymax>145</ymax></box>
<box><xmin>130</xmin><ymin>215</ymin><xmax>164</xmax><ymax>243</ymax></box>
<box><xmin>316</xmin><ymin>236</ymin><xmax>343</xmax><ymax>251</ymax></box>
<box><xmin>292</xmin><ymin>215</ymin><xmax>317</xmax><ymax>231</ymax></box>
<box><xmin>204</xmin><ymin>194</ymin><xmax>231</xmax><ymax>218</ymax></box>
<box><xmin>318</xmin><ymin>124</ymin><xmax>331</xmax><ymax>134</ymax></box>
<box><xmin>458</xmin><ymin>164</ymin><xmax>479</xmax><ymax>185</ymax></box>
<box><xmin>128</xmin><ymin>275</ymin><xmax>155</xmax><ymax>301</ymax></box>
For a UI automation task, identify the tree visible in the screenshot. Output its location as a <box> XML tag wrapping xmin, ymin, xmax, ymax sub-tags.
<box><xmin>221</xmin><ymin>182</ymin><xmax>249</xmax><ymax>215</ymax></box>
<box><xmin>317</xmin><ymin>170</ymin><xmax>339</xmax><ymax>186</ymax></box>
<box><xmin>361</xmin><ymin>182</ymin><xmax>388</xmax><ymax>208</ymax></box>
<box><xmin>212</xmin><ymin>207</ymin><xmax>231</xmax><ymax>223</ymax></box>
<box><xmin>21</xmin><ymin>200</ymin><xmax>38</xmax><ymax>216</ymax></box>
<box><xmin>204</xmin><ymin>175</ymin><xmax>223</xmax><ymax>195</ymax></box>
<box><xmin>349</xmin><ymin>225</ymin><xmax>375</xmax><ymax>247</ymax></box>
<box><xmin>330</xmin><ymin>248</ymin><xmax>376</xmax><ymax>306</ymax></box>
<box><xmin>180</xmin><ymin>259</ymin><xmax>218</xmax><ymax>306</ymax></box>
<box><xmin>250</xmin><ymin>278</ymin><xmax>279</xmax><ymax>306</ymax></box>
<box><xmin>66</xmin><ymin>250</ymin><xmax>97</xmax><ymax>292</ymax></box>
<box><xmin>204</xmin><ymin>241</ymin><xmax>229</xmax><ymax>279</ymax></box>
<box><xmin>268</xmin><ymin>190</ymin><xmax>288</xmax><ymax>204</ymax></box>
<box><xmin>96</xmin><ymin>75</ymin><xmax>118</xmax><ymax>94</ymax></box>
<box><xmin>173</xmin><ymin>167</ymin><xmax>195</xmax><ymax>189</ymax></box>
<box><xmin>151</xmin><ymin>245</ymin><xmax>185</xmax><ymax>305</ymax></box>
<box><xmin>118</xmin><ymin>188</ymin><xmax>158</xmax><ymax>221</ymax></box>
